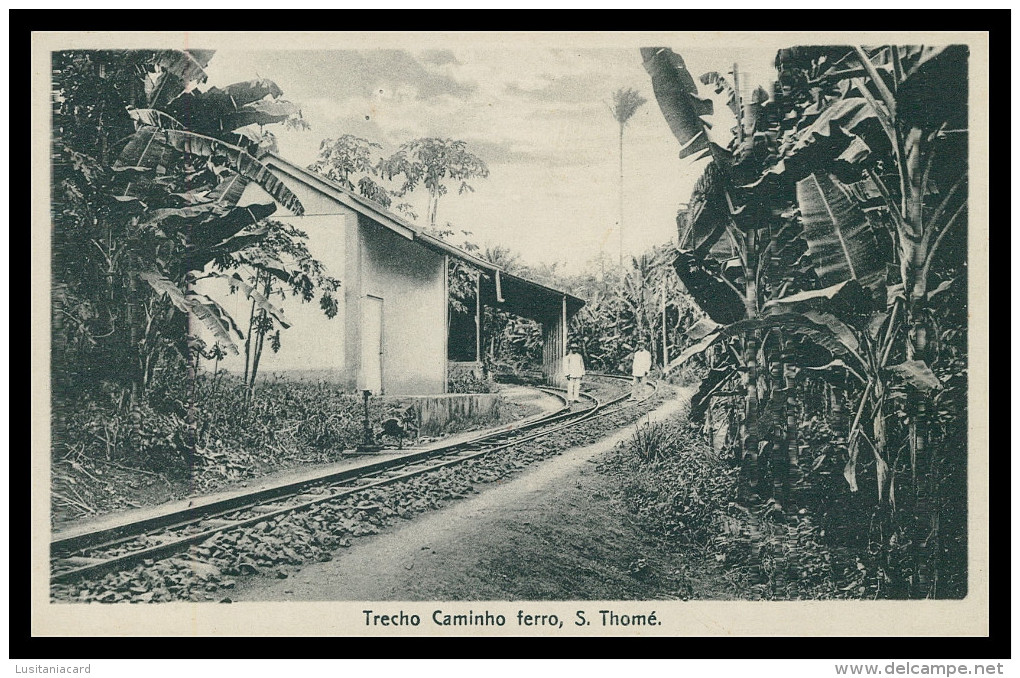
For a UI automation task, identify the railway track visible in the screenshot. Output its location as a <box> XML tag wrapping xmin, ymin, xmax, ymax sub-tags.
<box><xmin>51</xmin><ymin>374</ymin><xmax>656</xmax><ymax>586</ymax></box>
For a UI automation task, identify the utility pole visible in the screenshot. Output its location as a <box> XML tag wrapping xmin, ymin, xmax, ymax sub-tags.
<box><xmin>474</xmin><ymin>270</ymin><xmax>482</xmax><ymax>365</ymax></box>
<box><xmin>618</xmin><ymin>122</ymin><xmax>624</xmax><ymax>268</ymax></box>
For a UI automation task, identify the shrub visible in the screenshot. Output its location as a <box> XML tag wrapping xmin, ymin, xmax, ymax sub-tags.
<box><xmin>621</xmin><ymin>417</ymin><xmax>738</xmax><ymax>545</ymax></box>
<box><xmin>63</xmin><ymin>385</ymin><xmax>193</xmax><ymax>478</ymax></box>
<box><xmin>630</xmin><ymin>418</ymin><xmax>678</xmax><ymax>462</ymax></box>
<box><xmin>713</xmin><ymin>503</ymin><xmax>838</xmax><ymax>600</ymax></box>
<box><xmin>58</xmin><ymin>373</ymin><xmax>376</xmax><ymax>490</ymax></box>
<box><xmin>56</xmin><ymin>371</ymin><xmax>523</xmax><ymax>493</ymax></box>
<box><xmin>615</xmin><ymin>412</ymin><xmax>840</xmax><ymax>599</ymax></box>
<box><xmin>447</xmin><ymin>371</ymin><xmax>494</xmax><ymax>394</ymax></box>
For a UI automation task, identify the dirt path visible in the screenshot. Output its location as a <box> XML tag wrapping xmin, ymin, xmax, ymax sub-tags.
<box><xmin>232</xmin><ymin>387</ymin><xmax>735</xmax><ymax>601</ymax></box>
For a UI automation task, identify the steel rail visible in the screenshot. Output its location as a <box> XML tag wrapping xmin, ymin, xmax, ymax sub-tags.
<box><xmin>52</xmin><ymin>386</ymin><xmax>577</xmax><ymax>557</ymax></box>
<box><xmin>51</xmin><ymin>374</ymin><xmax>655</xmax><ymax>585</ymax></box>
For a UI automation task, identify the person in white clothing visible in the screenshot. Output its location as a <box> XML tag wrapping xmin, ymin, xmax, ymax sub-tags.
<box><xmin>630</xmin><ymin>340</ymin><xmax>653</xmax><ymax>400</ymax></box>
<box><xmin>563</xmin><ymin>342</ymin><xmax>586</xmax><ymax>404</ymax></box>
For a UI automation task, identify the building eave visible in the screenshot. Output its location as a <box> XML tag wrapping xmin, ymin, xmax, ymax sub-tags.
<box><xmin>264</xmin><ymin>152</ymin><xmax>585</xmax><ymax>316</ymax></box>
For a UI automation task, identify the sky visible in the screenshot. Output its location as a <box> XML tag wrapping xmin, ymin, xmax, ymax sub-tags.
<box><xmin>203</xmin><ymin>43</ymin><xmax>782</xmax><ymax>274</ymax></box>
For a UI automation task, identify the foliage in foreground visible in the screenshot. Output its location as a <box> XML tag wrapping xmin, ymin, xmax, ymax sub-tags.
<box><xmin>618</xmin><ymin>414</ymin><xmax>841</xmax><ymax>600</ymax></box>
<box><xmin>51</xmin><ymin>47</ymin><xmax>340</xmax><ymax>464</ymax></box>
<box><xmin>624</xmin><ymin>417</ymin><xmax>738</xmax><ymax>545</ymax></box>
<box><xmin>53</xmin><ymin>371</ymin><xmax>516</xmax><ymax>523</ymax></box>
<box><xmin>643</xmin><ymin>44</ymin><xmax>970</xmax><ymax>599</ymax></box>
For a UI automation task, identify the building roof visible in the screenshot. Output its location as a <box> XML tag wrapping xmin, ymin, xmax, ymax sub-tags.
<box><xmin>263</xmin><ymin>153</ymin><xmax>585</xmax><ymax>321</ymax></box>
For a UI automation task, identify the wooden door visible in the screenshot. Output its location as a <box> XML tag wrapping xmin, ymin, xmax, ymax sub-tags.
<box><xmin>361</xmin><ymin>295</ymin><xmax>384</xmax><ymax>394</ymax></box>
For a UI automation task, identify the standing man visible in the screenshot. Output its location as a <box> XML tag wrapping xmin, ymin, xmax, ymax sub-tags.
<box><xmin>630</xmin><ymin>340</ymin><xmax>652</xmax><ymax>401</ymax></box>
<box><xmin>564</xmin><ymin>341</ymin><xmax>586</xmax><ymax>405</ymax></box>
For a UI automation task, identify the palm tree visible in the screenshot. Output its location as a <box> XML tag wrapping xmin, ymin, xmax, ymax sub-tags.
<box><xmin>610</xmin><ymin>88</ymin><xmax>647</xmax><ymax>267</ymax></box>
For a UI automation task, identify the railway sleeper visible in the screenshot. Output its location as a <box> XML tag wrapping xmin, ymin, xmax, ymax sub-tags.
<box><xmin>198</xmin><ymin>518</ymin><xmax>238</xmax><ymax>529</ymax></box>
<box><xmin>290</xmin><ymin>493</ymin><xmax>326</xmax><ymax>503</ymax></box>
<box><xmin>248</xmin><ymin>504</ymin><xmax>288</xmax><ymax>514</ymax></box>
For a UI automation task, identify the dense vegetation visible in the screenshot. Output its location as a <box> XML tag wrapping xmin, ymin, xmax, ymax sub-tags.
<box><xmin>616</xmin><ymin>414</ymin><xmax>841</xmax><ymax>600</ymax></box>
<box><xmin>51</xmin><ymin>47</ymin><xmax>971</xmax><ymax>601</ymax></box>
<box><xmin>50</xmin><ymin>50</ymin><xmax>353</xmax><ymax>511</ymax></box>
<box><xmin>635</xmin><ymin>45</ymin><xmax>970</xmax><ymax>599</ymax></box>
<box><xmin>51</xmin><ymin>50</ymin><xmax>333</xmax><ymax>405</ymax></box>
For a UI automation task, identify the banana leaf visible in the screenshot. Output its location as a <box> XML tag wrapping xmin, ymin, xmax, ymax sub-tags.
<box><xmin>138</xmin><ymin>272</ymin><xmax>242</xmax><ymax>354</ymax></box>
<box><xmin>682</xmin><ymin>160</ymin><xmax>730</xmax><ymax>254</ymax></box>
<box><xmin>668</xmin><ymin>311</ymin><xmax>868</xmax><ymax>375</ymax></box>
<box><xmin>128</xmin><ymin>108</ymin><xmax>185</xmax><ymax>130</ymax></box>
<box><xmin>241</xmin><ymin>97</ymin><xmax>301</xmax><ymax>118</ymax></box>
<box><xmin>140</xmin><ymin>204</ymin><xmax>218</xmax><ymax>230</ymax></box>
<box><xmin>886</xmin><ymin>359</ymin><xmax>942</xmax><ymax>392</ymax></box>
<box><xmin>926</xmin><ymin>278</ymin><xmax>954</xmax><ymax>302</ymax></box>
<box><xmin>208</xmin><ymin>272</ymin><xmax>291</xmax><ymax>329</ymax></box>
<box><xmin>641</xmin><ymin>47</ymin><xmax>719</xmax><ymax>162</ymax></box>
<box><xmin>142</xmin><ymin>203</ymin><xmax>277</xmax><ymax>270</ymax></box>
<box><xmin>748</xmin><ymin>97</ymin><xmax>889</xmax><ymax>188</ymax></box>
<box><xmin>800</xmin><ymin>359</ymin><xmax>865</xmax><ymax>386</ymax></box>
<box><xmin>220</xmin><ymin>108</ymin><xmax>298</xmax><ymax>132</ymax></box>
<box><xmin>115</xmin><ymin>125</ymin><xmax>304</xmax><ymax>215</ymax></box>
<box><xmin>185</xmin><ymin>226</ymin><xmax>269</xmax><ymax>274</ymax></box>
<box><xmin>186</xmin><ymin>292</ymin><xmax>244</xmax><ymax>353</ymax></box>
<box><xmin>689</xmin><ymin>365</ymin><xmax>737</xmax><ymax>423</ymax></box>
<box><xmin>137</xmin><ymin>272</ymin><xmax>190</xmax><ymax>314</ymax></box>
<box><xmin>167</xmin><ymin>90</ymin><xmax>301</xmax><ymax>137</ymax></box>
<box><xmin>802</xmin><ymin>310</ymin><xmax>861</xmax><ymax>356</ymax></box>
<box><xmin>685</xmin><ymin>317</ymin><xmax>721</xmax><ymax>341</ymax></box>
<box><xmin>145</xmin><ymin>50</ymin><xmax>214</xmax><ymax>107</ymax></box>
<box><xmin>222</xmin><ymin>78</ymin><xmax>284</xmax><ymax>106</ymax></box>
<box><xmin>667</xmin><ymin>331</ymin><xmax>719</xmax><ymax>372</ymax></box>
<box><xmin>192</xmin><ymin>203</ymin><xmax>277</xmax><ymax>249</ymax></box>
<box><xmin>775</xmin><ymin>46</ymin><xmax>855</xmax><ymax>78</ymax></box>
<box><xmin>699</xmin><ymin>71</ymin><xmax>739</xmax><ymax>119</ymax></box>
<box><xmin>796</xmin><ymin>172</ymin><xmax>886</xmax><ymax>292</ymax></box>
<box><xmin>154</xmin><ymin>49</ymin><xmax>213</xmax><ymax>85</ymax></box>
<box><xmin>672</xmin><ymin>250</ymin><xmax>746</xmax><ymax>325</ymax></box>
<box><xmin>895</xmin><ymin>45</ymin><xmax>968</xmax><ymax>130</ymax></box>
<box><xmin>781</xmin><ymin>333</ymin><xmax>844</xmax><ymax>370</ymax></box>
<box><xmin>866</xmin><ymin>311</ymin><xmax>890</xmax><ymax>340</ymax></box>
<box><xmin>772</xmin><ymin>232</ymin><xmax>810</xmax><ymax>270</ymax></box>
<box><xmin>205</xmin><ymin>169</ymin><xmax>250</xmax><ymax>207</ymax></box>
<box><xmin>765</xmin><ymin>279</ymin><xmax>875</xmax><ymax>326</ymax></box>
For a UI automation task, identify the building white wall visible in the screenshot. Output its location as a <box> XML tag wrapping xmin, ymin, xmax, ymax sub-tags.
<box><xmin>190</xmin><ymin>163</ymin><xmax>449</xmax><ymax>395</ymax></box>
<box><xmin>358</xmin><ymin>216</ymin><xmax>447</xmax><ymax>395</ymax></box>
<box><xmin>192</xmin><ymin>178</ymin><xmax>352</xmax><ymax>381</ymax></box>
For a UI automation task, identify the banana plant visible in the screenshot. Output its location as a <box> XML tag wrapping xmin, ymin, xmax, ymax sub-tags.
<box><xmin>644</xmin><ymin>46</ymin><xmax>790</xmax><ymax>487</ymax></box>
<box><xmin>646</xmin><ymin>44</ymin><xmax>966</xmax><ymax>497</ymax></box>
<box><xmin>761</xmin><ymin>46</ymin><xmax>968</xmax><ymax>342</ymax></box>
<box><xmin>673</xmin><ymin>277</ymin><xmax>942</xmax><ymax>502</ymax></box>
<box><xmin>763</xmin><ymin>46</ymin><xmax>968</xmax><ymax>505</ymax></box>
<box><xmin>52</xmin><ymin>49</ymin><xmax>331</xmax><ymax>400</ymax></box>
<box><xmin>643</xmin><ymin>42</ymin><xmax>968</xmax><ymax>597</ymax></box>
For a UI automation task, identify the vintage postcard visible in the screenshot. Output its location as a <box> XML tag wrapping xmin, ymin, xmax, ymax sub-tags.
<box><xmin>32</xmin><ymin>30</ymin><xmax>989</xmax><ymax>638</ymax></box>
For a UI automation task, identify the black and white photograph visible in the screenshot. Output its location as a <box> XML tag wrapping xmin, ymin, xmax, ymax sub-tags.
<box><xmin>33</xmin><ymin>29</ymin><xmax>989</xmax><ymax>641</ymax></box>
